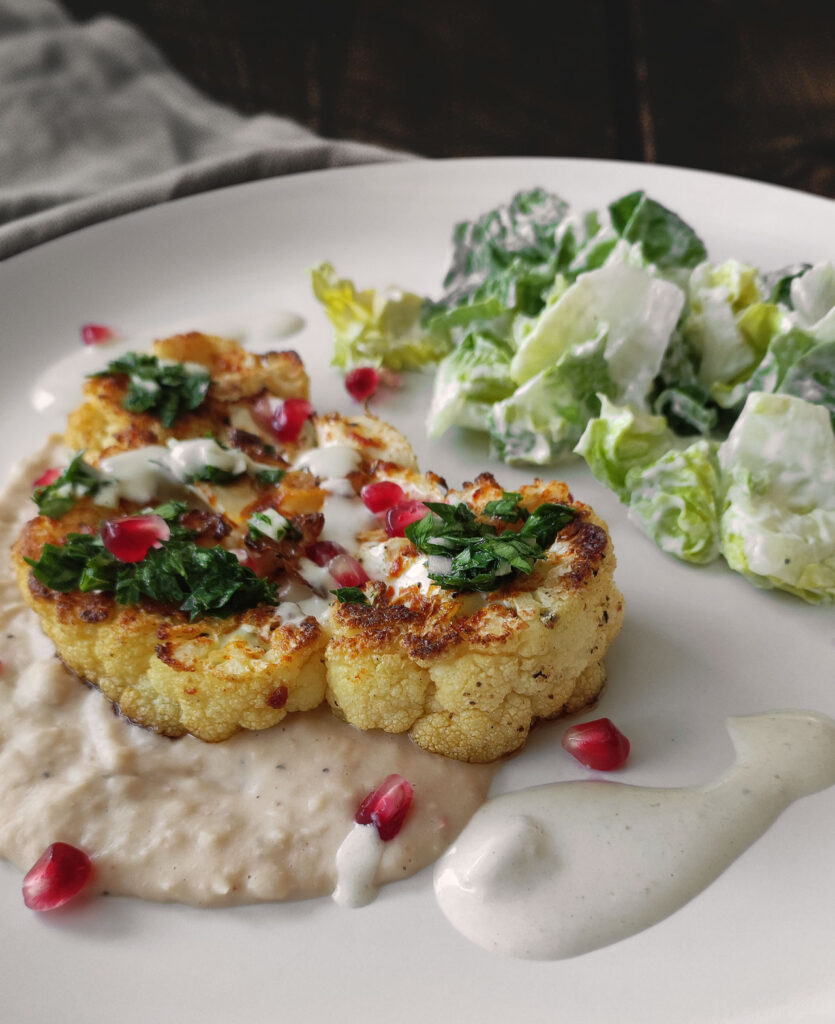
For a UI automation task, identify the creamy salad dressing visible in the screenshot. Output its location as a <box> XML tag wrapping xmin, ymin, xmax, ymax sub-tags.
<box><xmin>434</xmin><ymin>710</ymin><xmax>835</xmax><ymax>960</ymax></box>
<box><xmin>0</xmin><ymin>445</ymin><xmax>497</xmax><ymax>905</ymax></box>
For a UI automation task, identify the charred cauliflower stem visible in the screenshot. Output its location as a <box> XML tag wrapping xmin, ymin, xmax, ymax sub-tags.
<box><xmin>14</xmin><ymin>334</ymin><xmax>623</xmax><ymax>760</ymax></box>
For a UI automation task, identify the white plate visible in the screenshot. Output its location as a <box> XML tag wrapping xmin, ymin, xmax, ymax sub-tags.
<box><xmin>0</xmin><ymin>158</ymin><xmax>833</xmax><ymax>1024</ymax></box>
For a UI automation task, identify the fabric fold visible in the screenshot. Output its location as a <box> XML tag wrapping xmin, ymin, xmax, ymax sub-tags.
<box><xmin>0</xmin><ymin>0</ymin><xmax>406</xmax><ymax>260</ymax></box>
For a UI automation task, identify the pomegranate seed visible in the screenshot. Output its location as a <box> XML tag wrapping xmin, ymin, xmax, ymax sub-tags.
<box><xmin>33</xmin><ymin>467</ymin><xmax>61</xmax><ymax>488</ymax></box>
<box><xmin>329</xmin><ymin>553</ymin><xmax>369</xmax><ymax>588</ymax></box>
<box><xmin>81</xmin><ymin>323</ymin><xmax>117</xmax><ymax>346</ymax></box>
<box><xmin>355</xmin><ymin>774</ymin><xmax>414</xmax><ymax>841</ymax></box>
<box><xmin>306</xmin><ymin>540</ymin><xmax>345</xmax><ymax>566</ymax></box>
<box><xmin>265</xmin><ymin>685</ymin><xmax>288</xmax><ymax>709</ymax></box>
<box><xmin>22</xmin><ymin>842</ymin><xmax>92</xmax><ymax>910</ymax></box>
<box><xmin>251</xmin><ymin>394</ymin><xmax>277</xmax><ymax>432</ymax></box>
<box><xmin>562</xmin><ymin>718</ymin><xmax>631</xmax><ymax>771</ymax></box>
<box><xmin>345</xmin><ymin>366</ymin><xmax>380</xmax><ymax>402</ymax></box>
<box><xmin>100</xmin><ymin>514</ymin><xmax>170</xmax><ymax>563</ymax></box>
<box><xmin>251</xmin><ymin>396</ymin><xmax>312</xmax><ymax>443</ymax></box>
<box><xmin>272</xmin><ymin>398</ymin><xmax>312</xmax><ymax>443</ymax></box>
<box><xmin>361</xmin><ymin>480</ymin><xmax>405</xmax><ymax>514</ymax></box>
<box><xmin>384</xmin><ymin>500</ymin><xmax>429</xmax><ymax>538</ymax></box>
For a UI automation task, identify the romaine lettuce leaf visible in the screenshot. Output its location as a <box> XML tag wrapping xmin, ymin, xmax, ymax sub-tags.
<box><xmin>575</xmin><ymin>397</ymin><xmax>721</xmax><ymax>562</ymax></box>
<box><xmin>426</xmin><ymin>332</ymin><xmax>516</xmax><ymax>438</ymax></box>
<box><xmin>681</xmin><ymin>261</ymin><xmax>775</xmax><ymax>400</ymax></box>
<box><xmin>787</xmin><ymin>261</ymin><xmax>835</xmax><ymax>342</ymax></box>
<box><xmin>625</xmin><ymin>440</ymin><xmax>722</xmax><ymax>564</ymax></box>
<box><xmin>489</xmin><ymin>331</ymin><xmax>615</xmax><ymax>464</ymax></box>
<box><xmin>608</xmin><ymin>190</ymin><xmax>708</xmax><ymax>271</ymax></box>
<box><xmin>554</xmin><ymin>191</ymin><xmax>707</xmax><ymax>285</ymax></box>
<box><xmin>764</xmin><ymin>263</ymin><xmax>813</xmax><ymax>306</ymax></box>
<box><xmin>650</xmin><ymin>327</ymin><xmax>718</xmax><ymax>434</ymax></box>
<box><xmin>574</xmin><ymin>396</ymin><xmax>675</xmax><ymax>502</ymax></box>
<box><xmin>779</xmin><ymin>339</ymin><xmax>835</xmax><ymax>425</ymax></box>
<box><xmin>509</xmin><ymin>262</ymin><xmax>685</xmax><ymax>409</ymax></box>
<box><xmin>718</xmin><ymin>392</ymin><xmax>835</xmax><ymax>603</ymax></box>
<box><xmin>426</xmin><ymin>188</ymin><xmax>570</xmax><ymax>328</ymax></box>
<box><xmin>311</xmin><ymin>262</ymin><xmax>451</xmax><ymax>371</ymax></box>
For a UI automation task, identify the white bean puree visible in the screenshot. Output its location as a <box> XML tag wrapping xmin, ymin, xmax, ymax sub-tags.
<box><xmin>0</xmin><ymin>445</ymin><xmax>497</xmax><ymax>906</ymax></box>
<box><xmin>434</xmin><ymin>708</ymin><xmax>835</xmax><ymax>959</ymax></box>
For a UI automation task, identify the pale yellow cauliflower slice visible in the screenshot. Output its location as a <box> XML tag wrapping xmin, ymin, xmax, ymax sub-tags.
<box><xmin>325</xmin><ymin>474</ymin><xmax>624</xmax><ymax>762</ymax></box>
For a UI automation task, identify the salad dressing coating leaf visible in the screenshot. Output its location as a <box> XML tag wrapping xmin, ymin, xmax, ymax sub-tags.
<box><xmin>717</xmin><ymin>392</ymin><xmax>835</xmax><ymax>603</ymax></box>
<box><xmin>315</xmin><ymin>186</ymin><xmax>835</xmax><ymax>602</ymax></box>
<box><xmin>509</xmin><ymin>262</ymin><xmax>684</xmax><ymax>405</ymax></box>
<box><xmin>490</xmin><ymin>331</ymin><xmax>615</xmax><ymax>465</ymax></box>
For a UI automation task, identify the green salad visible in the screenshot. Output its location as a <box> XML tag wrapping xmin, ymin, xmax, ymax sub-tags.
<box><xmin>312</xmin><ymin>188</ymin><xmax>835</xmax><ymax>604</ymax></box>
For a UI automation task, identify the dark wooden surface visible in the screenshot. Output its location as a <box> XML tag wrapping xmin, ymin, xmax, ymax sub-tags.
<box><xmin>63</xmin><ymin>0</ymin><xmax>835</xmax><ymax>198</ymax></box>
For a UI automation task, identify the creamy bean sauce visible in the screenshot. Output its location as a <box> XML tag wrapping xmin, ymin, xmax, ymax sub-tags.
<box><xmin>434</xmin><ymin>709</ymin><xmax>835</xmax><ymax>959</ymax></box>
<box><xmin>0</xmin><ymin>446</ymin><xmax>497</xmax><ymax>906</ymax></box>
<box><xmin>6</xmin><ymin>423</ymin><xmax>832</xmax><ymax>950</ymax></box>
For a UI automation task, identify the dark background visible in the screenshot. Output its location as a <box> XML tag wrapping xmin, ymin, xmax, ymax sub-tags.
<box><xmin>63</xmin><ymin>0</ymin><xmax>835</xmax><ymax>198</ymax></box>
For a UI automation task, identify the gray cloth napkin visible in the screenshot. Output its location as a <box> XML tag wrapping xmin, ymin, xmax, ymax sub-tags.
<box><xmin>0</xmin><ymin>0</ymin><xmax>406</xmax><ymax>260</ymax></box>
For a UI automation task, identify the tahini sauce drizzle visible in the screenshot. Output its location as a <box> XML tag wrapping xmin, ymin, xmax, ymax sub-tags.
<box><xmin>434</xmin><ymin>709</ymin><xmax>835</xmax><ymax>959</ymax></box>
<box><xmin>0</xmin><ymin>444</ymin><xmax>497</xmax><ymax>906</ymax></box>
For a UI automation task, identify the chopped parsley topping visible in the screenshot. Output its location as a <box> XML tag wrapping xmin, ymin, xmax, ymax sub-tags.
<box><xmin>404</xmin><ymin>494</ymin><xmax>576</xmax><ymax>591</ymax></box>
<box><xmin>92</xmin><ymin>353</ymin><xmax>210</xmax><ymax>427</ymax></box>
<box><xmin>331</xmin><ymin>586</ymin><xmax>369</xmax><ymax>605</ymax></box>
<box><xmin>33</xmin><ymin>453</ymin><xmax>102</xmax><ymax>519</ymax></box>
<box><xmin>254</xmin><ymin>467</ymin><xmax>286</xmax><ymax>487</ymax></box>
<box><xmin>25</xmin><ymin>501</ymin><xmax>277</xmax><ymax>621</ymax></box>
<box><xmin>483</xmin><ymin>491</ymin><xmax>528</xmax><ymax>523</ymax></box>
<box><xmin>185</xmin><ymin>463</ymin><xmax>241</xmax><ymax>485</ymax></box>
<box><xmin>247</xmin><ymin>508</ymin><xmax>300</xmax><ymax>542</ymax></box>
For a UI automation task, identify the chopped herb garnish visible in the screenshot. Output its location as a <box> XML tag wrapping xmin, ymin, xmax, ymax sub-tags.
<box><xmin>483</xmin><ymin>491</ymin><xmax>529</xmax><ymax>523</ymax></box>
<box><xmin>331</xmin><ymin>587</ymin><xmax>369</xmax><ymax>605</ymax></box>
<box><xmin>247</xmin><ymin>508</ymin><xmax>300</xmax><ymax>542</ymax></box>
<box><xmin>33</xmin><ymin>453</ymin><xmax>102</xmax><ymax>519</ymax></box>
<box><xmin>92</xmin><ymin>352</ymin><xmax>210</xmax><ymax>427</ymax></box>
<box><xmin>518</xmin><ymin>502</ymin><xmax>578</xmax><ymax>548</ymax></box>
<box><xmin>25</xmin><ymin>503</ymin><xmax>277</xmax><ymax>621</ymax></box>
<box><xmin>404</xmin><ymin>498</ymin><xmax>576</xmax><ymax>591</ymax></box>
<box><xmin>254</xmin><ymin>467</ymin><xmax>286</xmax><ymax>487</ymax></box>
<box><xmin>144</xmin><ymin>499</ymin><xmax>188</xmax><ymax>521</ymax></box>
<box><xmin>186</xmin><ymin>464</ymin><xmax>242</xmax><ymax>485</ymax></box>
